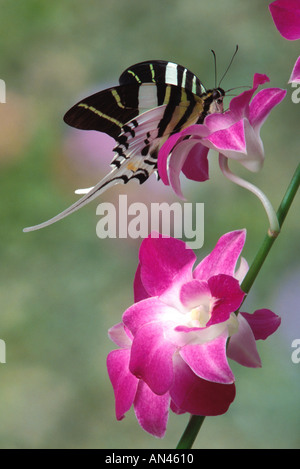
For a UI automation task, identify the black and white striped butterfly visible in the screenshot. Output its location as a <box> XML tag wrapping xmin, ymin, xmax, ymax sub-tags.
<box><xmin>24</xmin><ymin>60</ymin><xmax>226</xmax><ymax>232</ymax></box>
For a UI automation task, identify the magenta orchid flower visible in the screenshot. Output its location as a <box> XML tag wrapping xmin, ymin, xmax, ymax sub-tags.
<box><xmin>269</xmin><ymin>0</ymin><xmax>300</xmax><ymax>40</ymax></box>
<box><xmin>289</xmin><ymin>56</ymin><xmax>300</xmax><ymax>83</ymax></box>
<box><xmin>107</xmin><ymin>231</ymin><xmax>281</xmax><ymax>438</ymax></box>
<box><xmin>157</xmin><ymin>74</ymin><xmax>286</xmax><ymax>234</ymax></box>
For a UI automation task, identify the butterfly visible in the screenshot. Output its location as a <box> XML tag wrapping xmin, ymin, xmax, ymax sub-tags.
<box><xmin>23</xmin><ymin>59</ymin><xmax>227</xmax><ymax>232</ymax></box>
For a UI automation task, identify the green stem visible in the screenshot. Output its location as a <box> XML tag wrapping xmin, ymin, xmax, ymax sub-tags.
<box><xmin>176</xmin><ymin>415</ymin><xmax>205</xmax><ymax>449</ymax></box>
<box><xmin>176</xmin><ymin>163</ymin><xmax>300</xmax><ymax>449</ymax></box>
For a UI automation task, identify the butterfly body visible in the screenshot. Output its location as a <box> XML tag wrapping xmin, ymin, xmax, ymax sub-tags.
<box><xmin>24</xmin><ymin>60</ymin><xmax>225</xmax><ymax>232</ymax></box>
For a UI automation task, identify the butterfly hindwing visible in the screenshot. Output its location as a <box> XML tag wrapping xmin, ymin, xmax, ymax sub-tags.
<box><xmin>23</xmin><ymin>106</ymin><xmax>169</xmax><ymax>232</ymax></box>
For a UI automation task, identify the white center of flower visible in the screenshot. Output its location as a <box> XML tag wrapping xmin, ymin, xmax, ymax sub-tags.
<box><xmin>188</xmin><ymin>301</ymin><xmax>213</xmax><ymax>328</ymax></box>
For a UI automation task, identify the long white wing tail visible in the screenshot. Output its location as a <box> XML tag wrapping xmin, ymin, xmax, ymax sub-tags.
<box><xmin>23</xmin><ymin>106</ymin><xmax>166</xmax><ymax>232</ymax></box>
<box><xmin>23</xmin><ymin>168</ymin><xmax>128</xmax><ymax>232</ymax></box>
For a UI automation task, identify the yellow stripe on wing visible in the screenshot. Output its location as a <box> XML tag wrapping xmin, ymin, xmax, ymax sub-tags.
<box><xmin>111</xmin><ymin>89</ymin><xmax>126</xmax><ymax>109</ymax></box>
<box><xmin>127</xmin><ymin>70</ymin><xmax>142</xmax><ymax>83</ymax></box>
<box><xmin>78</xmin><ymin>103</ymin><xmax>123</xmax><ymax>128</ymax></box>
<box><xmin>149</xmin><ymin>63</ymin><xmax>156</xmax><ymax>82</ymax></box>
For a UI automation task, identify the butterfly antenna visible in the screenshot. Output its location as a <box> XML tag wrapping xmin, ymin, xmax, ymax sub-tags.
<box><xmin>211</xmin><ymin>49</ymin><xmax>217</xmax><ymax>88</ymax></box>
<box><xmin>218</xmin><ymin>45</ymin><xmax>239</xmax><ymax>88</ymax></box>
<box><xmin>224</xmin><ymin>85</ymin><xmax>251</xmax><ymax>93</ymax></box>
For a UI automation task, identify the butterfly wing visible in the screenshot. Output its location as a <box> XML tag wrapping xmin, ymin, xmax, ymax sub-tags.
<box><xmin>63</xmin><ymin>84</ymin><xmax>142</xmax><ymax>139</ymax></box>
<box><xmin>24</xmin><ymin>61</ymin><xmax>207</xmax><ymax>231</ymax></box>
<box><xmin>63</xmin><ymin>60</ymin><xmax>206</xmax><ymax>137</ymax></box>
<box><xmin>23</xmin><ymin>105</ymin><xmax>167</xmax><ymax>232</ymax></box>
<box><xmin>119</xmin><ymin>60</ymin><xmax>206</xmax><ymax>96</ymax></box>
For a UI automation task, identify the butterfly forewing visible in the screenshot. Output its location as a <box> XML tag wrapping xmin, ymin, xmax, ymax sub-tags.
<box><xmin>63</xmin><ymin>61</ymin><xmax>207</xmax><ymax>139</ymax></box>
<box><xmin>119</xmin><ymin>60</ymin><xmax>206</xmax><ymax>96</ymax></box>
<box><xmin>63</xmin><ymin>84</ymin><xmax>141</xmax><ymax>139</ymax></box>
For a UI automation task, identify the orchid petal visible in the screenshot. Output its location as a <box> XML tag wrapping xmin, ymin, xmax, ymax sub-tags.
<box><xmin>129</xmin><ymin>322</ymin><xmax>177</xmax><ymax>395</ymax></box>
<box><xmin>108</xmin><ymin>322</ymin><xmax>133</xmax><ymax>348</ymax></box>
<box><xmin>157</xmin><ymin>124</ymin><xmax>210</xmax><ymax>186</ymax></box>
<box><xmin>138</xmin><ymin>233</ymin><xmax>196</xmax><ymax>297</ymax></box>
<box><xmin>179</xmin><ymin>279</ymin><xmax>211</xmax><ymax>310</ymax></box>
<box><xmin>107</xmin><ymin>349</ymin><xmax>139</xmax><ymax>420</ymax></box>
<box><xmin>134</xmin><ymin>381</ymin><xmax>170</xmax><ymax>438</ymax></box>
<box><xmin>133</xmin><ymin>264</ymin><xmax>149</xmax><ymax>303</ymax></box>
<box><xmin>181</xmin><ymin>142</ymin><xmax>209</xmax><ymax>182</ymax></box>
<box><xmin>238</xmin><ymin>119</ymin><xmax>264</xmax><ymax>171</ymax></box>
<box><xmin>167</xmin><ymin>139</ymin><xmax>199</xmax><ymax>199</ymax></box>
<box><xmin>123</xmin><ymin>297</ymin><xmax>181</xmax><ymax>335</ymax></box>
<box><xmin>204</xmin><ymin>111</ymin><xmax>236</xmax><ymax>132</ymax></box>
<box><xmin>180</xmin><ymin>333</ymin><xmax>234</xmax><ymax>384</ymax></box>
<box><xmin>249</xmin><ymin>88</ymin><xmax>287</xmax><ymax>131</ymax></box>
<box><xmin>234</xmin><ymin>256</ymin><xmax>249</xmax><ymax>283</ymax></box>
<box><xmin>217</xmin><ymin>119</ymin><xmax>265</xmax><ymax>172</ymax></box>
<box><xmin>269</xmin><ymin>0</ymin><xmax>300</xmax><ymax>40</ymax></box>
<box><xmin>170</xmin><ymin>355</ymin><xmax>236</xmax><ymax>416</ymax></box>
<box><xmin>207</xmin><ymin>274</ymin><xmax>245</xmax><ymax>326</ymax></box>
<box><xmin>289</xmin><ymin>56</ymin><xmax>300</xmax><ymax>83</ymax></box>
<box><xmin>252</xmin><ymin>73</ymin><xmax>270</xmax><ymax>89</ymax></box>
<box><xmin>194</xmin><ymin>230</ymin><xmax>246</xmax><ymax>281</ymax></box>
<box><xmin>170</xmin><ymin>399</ymin><xmax>186</xmax><ymax>415</ymax></box>
<box><xmin>174</xmin><ymin>321</ymin><xmax>229</xmax><ymax>346</ymax></box>
<box><xmin>227</xmin><ymin>314</ymin><xmax>262</xmax><ymax>368</ymax></box>
<box><xmin>157</xmin><ymin>133</ymin><xmax>184</xmax><ymax>184</ymax></box>
<box><xmin>205</xmin><ymin>119</ymin><xmax>246</xmax><ymax>153</ymax></box>
<box><xmin>240</xmin><ymin>309</ymin><xmax>281</xmax><ymax>340</ymax></box>
<box><xmin>180</xmin><ymin>123</ymin><xmax>211</xmax><ymax>139</ymax></box>
<box><xmin>228</xmin><ymin>74</ymin><xmax>270</xmax><ymax>118</ymax></box>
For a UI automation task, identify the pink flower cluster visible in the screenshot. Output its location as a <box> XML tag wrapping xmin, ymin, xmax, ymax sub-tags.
<box><xmin>107</xmin><ymin>231</ymin><xmax>280</xmax><ymax>437</ymax></box>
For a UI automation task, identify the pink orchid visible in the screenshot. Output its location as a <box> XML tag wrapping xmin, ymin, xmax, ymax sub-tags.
<box><xmin>269</xmin><ymin>0</ymin><xmax>300</xmax><ymax>40</ymax></box>
<box><xmin>107</xmin><ymin>231</ymin><xmax>281</xmax><ymax>437</ymax></box>
<box><xmin>158</xmin><ymin>74</ymin><xmax>286</xmax><ymax>198</ymax></box>
<box><xmin>157</xmin><ymin>74</ymin><xmax>286</xmax><ymax>234</ymax></box>
<box><xmin>289</xmin><ymin>56</ymin><xmax>300</xmax><ymax>83</ymax></box>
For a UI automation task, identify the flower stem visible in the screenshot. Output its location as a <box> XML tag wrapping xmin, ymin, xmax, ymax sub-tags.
<box><xmin>219</xmin><ymin>155</ymin><xmax>280</xmax><ymax>235</ymax></box>
<box><xmin>176</xmin><ymin>162</ymin><xmax>299</xmax><ymax>449</ymax></box>
<box><xmin>176</xmin><ymin>415</ymin><xmax>206</xmax><ymax>449</ymax></box>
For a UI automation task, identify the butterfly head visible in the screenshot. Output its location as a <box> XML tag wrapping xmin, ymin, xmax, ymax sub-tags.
<box><xmin>196</xmin><ymin>87</ymin><xmax>225</xmax><ymax>124</ymax></box>
<box><xmin>207</xmin><ymin>87</ymin><xmax>225</xmax><ymax>114</ymax></box>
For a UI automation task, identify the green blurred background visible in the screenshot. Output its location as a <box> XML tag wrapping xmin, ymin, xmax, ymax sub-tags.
<box><xmin>0</xmin><ymin>0</ymin><xmax>299</xmax><ymax>449</ymax></box>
